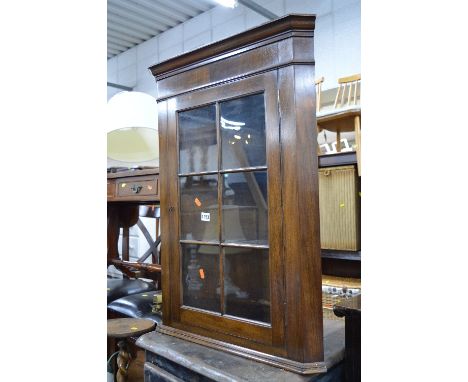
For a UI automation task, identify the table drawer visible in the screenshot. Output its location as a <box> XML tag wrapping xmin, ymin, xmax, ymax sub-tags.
<box><xmin>116</xmin><ymin>176</ymin><xmax>159</xmax><ymax>199</ymax></box>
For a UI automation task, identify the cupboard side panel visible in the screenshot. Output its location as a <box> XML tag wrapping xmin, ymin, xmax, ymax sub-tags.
<box><xmin>278</xmin><ymin>65</ymin><xmax>324</xmax><ymax>362</ymax></box>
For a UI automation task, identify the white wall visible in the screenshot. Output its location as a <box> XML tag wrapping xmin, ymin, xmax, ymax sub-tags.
<box><xmin>107</xmin><ymin>0</ymin><xmax>360</xmax><ymax>99</ymax></box>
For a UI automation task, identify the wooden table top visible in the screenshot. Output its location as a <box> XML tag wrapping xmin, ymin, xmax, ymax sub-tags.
<box><xmin>107</xmin><ymin>167</ymin><xmax>159</xmax><ymax>179</ymax></box>
<box><xmin>317</xmin><ymin>108</ymin><xmax>360</xmax><ymax>124</ymax></box>
<box><xmin>107</xmin><ymin>318</ymin><xmax>156</xmax><ymax>338</ymax></box>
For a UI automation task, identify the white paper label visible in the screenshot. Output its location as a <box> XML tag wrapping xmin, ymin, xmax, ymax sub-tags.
<box><xmin>201</xmin><ymin>212</ymin><xmax>210</xmax><ymax>222</ymax></box>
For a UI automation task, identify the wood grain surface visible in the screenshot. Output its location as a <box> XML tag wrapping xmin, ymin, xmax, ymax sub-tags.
<box><xmin>108</xmin><ymin>318</ymin><xmax>155</xmax><ymax>339</ymax></box>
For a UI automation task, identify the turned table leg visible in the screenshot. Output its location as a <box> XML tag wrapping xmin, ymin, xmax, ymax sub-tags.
<box><xmin>116</xmin><ymin>339</ymin><xmax>132</xmax><ymax>382</ymax></box>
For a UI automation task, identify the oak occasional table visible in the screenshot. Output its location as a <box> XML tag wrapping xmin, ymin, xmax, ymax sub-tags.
<box><xmin>107</xmin><ymin>318</ymin><xmax>156</xmax><ymax>382</ymax></box>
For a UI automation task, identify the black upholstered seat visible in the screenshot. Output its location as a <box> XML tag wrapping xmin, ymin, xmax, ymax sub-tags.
<box><xmin>107</xmin><ymin>290</ymin><xmax>162</xmax><ymax>325</ymax></box>
<box><xmin>107</xmin><ymin>278</ymin><xmax>156</xmax><ymax>303</ymax></box>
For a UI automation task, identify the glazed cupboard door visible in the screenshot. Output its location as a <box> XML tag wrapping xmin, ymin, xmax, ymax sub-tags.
<box><xmin>159</xmin><ymin>71</ymin><xmax>286</xmax><ymax>354</ymax></box>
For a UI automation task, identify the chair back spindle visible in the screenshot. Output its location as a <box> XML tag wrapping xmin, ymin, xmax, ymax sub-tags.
<box><xmin>334</xmin><ymin>74</ymin><xmax>360</xmax><ymax>109</ymax></box>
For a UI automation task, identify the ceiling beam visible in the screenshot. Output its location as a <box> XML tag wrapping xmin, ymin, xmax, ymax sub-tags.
<box><xmin>106</xmin><ymin>0</ymin><xmax>217</xmax><ymax>59</ymax></box>
<box><xmin>177</xmin><ymin>0</ymin><xmax>211</xmax><ymax>12</ymax></box>
<box><xmin>107</xmin><ymin>41</ymin><xmax>129</xmax><ymax>52</ymax></box>
<box><xmin>107</xmin><ymin>25</ymin><xmax>151</xmax><ymax>41</ymax></box>
<box><xmin>107</xmin><ymin>28</ymin><xmax>144</xmax><ymax>45</ymax></box>
<box><xmin>107</xmin><ymin>37</ymin><xmax>133</xmax><ymax>50</ymax></box>
<box><xmin>107</xmin><ymin>47</ymin><xmax>122</xmax><ymax>56</ymax></box>
<box><xmin>116</xmin><ymin>0</ymin><xmax>185</xmax><ymax>24</ymax></box>
<box><xmin>138</xmin><ymin>0</ymin><xmax>197</xmax><ymax>18</ymax></box>
<box><xmin>108</xmin><ymin>12</ymin><xmax>163</xmax><ymax>36</ymax></box>
<box><xmin>108</xmin><ymin>2</ymin><xmax>175</xmax><ymax>30</ymax></box>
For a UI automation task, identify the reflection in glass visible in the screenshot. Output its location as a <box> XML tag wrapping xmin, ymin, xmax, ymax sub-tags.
<box><xmin>222</xmin><ymin>171</ymin><xmax>268</xmax><ymax>245</ymax></box>
<box><xmin>220</xmin><ymin>94</ymin><xmax>266</xmax><ymax>169</ymax></box>
<box><xmin>180</xmin><ymin>175</ymin><xmax>219</xmax><ymax>242</ymax></box>
<box><xmin>224</xmin><ymin>247</ymin><xmax>270</xmax><ymax>323</ymax></box>
<box><xmin>182</xmin><ymin>244</ymin><xmax>220</xmax><ymax>313</ymax></box>
<box><xmin>179</xmin><ymin>104</ymin><xmax>217</xmax><ymax>174</ymax></box>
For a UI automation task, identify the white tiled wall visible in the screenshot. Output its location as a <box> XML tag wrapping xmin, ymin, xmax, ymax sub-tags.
<box><xmin>107</xmin><ymin>0</ymin><xmax>361</xmax><ymax>99</ymax></box>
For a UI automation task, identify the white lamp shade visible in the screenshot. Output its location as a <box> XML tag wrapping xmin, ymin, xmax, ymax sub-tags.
<box><xmin>107</xmin><ymin>91</ymin><xmax>159</xmax><ymax>164</ymax></box>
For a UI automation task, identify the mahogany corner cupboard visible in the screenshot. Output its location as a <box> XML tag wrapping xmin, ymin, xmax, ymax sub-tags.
<box><xmin>151</xmin><ymin>14</ymin><xmax>324</xmax><ymax>374</ymax></box>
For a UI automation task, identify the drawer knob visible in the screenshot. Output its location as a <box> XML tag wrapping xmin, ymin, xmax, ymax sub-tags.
<box><xmin>130</xmin><ymin>184</ymin><xmax>142</xmax><ymax>194</ymax></box>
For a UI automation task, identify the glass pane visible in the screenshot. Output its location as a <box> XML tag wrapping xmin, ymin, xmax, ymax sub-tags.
<box><xmin>180</xmin><ymin>175</ymin><xmax>219</xmax><ymax>242</ymax></box>
<box><xmin>222</xmin><ymin>171</ymin><xmax>268</xmax><ymax>245</ymax></box>
<box><xmin>182</xmin><ymin>243</ymin><xmax>220</xmax><ymax>313</ymax></box>
<box><xmin>224</xmin><ymin>247</ymin><xmax>270</xmax><ymax>323</ymax></box>
<box><xmin>220</xmin><ymin>94</ymin><xmax>266</xmax><ymax>169</ymax></box>
<box><xmin>179</xmin><ymin>104</ymin><xmax>217</xmax><ymax>174</ymax></box>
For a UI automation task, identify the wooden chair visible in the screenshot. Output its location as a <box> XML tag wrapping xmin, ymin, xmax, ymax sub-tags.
<box><xmin>316</xmin><ymin>76</ymin><xmax>347</xmax><ymax>155</ymax></box>
<box><xmin>107</xmin><ymin>205</ymin><xmax>162</xmax><ymax>364</ymax></box>
<box><xmin>107</xmin><ymin>204</ymin><xmax>162</xmax><ymax>303</ymax></box>
<box><xmin>316</xmin><ymin>74</ymin><xmax>361</xmax><ymax>176</ymax></box>
<box><xmin>333</xmin><ymin>74</ymin><xmax>360</xmax><ymax>109</ymax></box>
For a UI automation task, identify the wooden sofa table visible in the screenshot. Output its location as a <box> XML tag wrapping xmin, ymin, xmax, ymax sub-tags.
<box><xmin>107</xmin><ymin>168</ymin><xmax>160</xmax><ymax>203</ymax></box>
<box><xmin>107</xmin><ymin>166</ymin><xmax>162</xmax><ymax>295</ymax></box>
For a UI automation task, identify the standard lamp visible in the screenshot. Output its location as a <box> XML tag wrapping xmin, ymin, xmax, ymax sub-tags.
<box><xmin>107</xmin><ymin>91</ymin><xmax>159</xmax><ymax>168</ymax></box>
